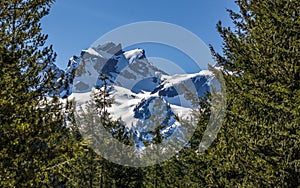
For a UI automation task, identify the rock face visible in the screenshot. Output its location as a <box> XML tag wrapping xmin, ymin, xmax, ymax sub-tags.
<box><xmin>48</xmin><ymin>42</ymin><xmax>213</xmax><ymax>147</ymax></box>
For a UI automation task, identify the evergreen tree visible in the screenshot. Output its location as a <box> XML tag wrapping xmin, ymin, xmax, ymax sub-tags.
<box><xmin>69</xmin><ymin>74</ymin><xmax>138</xmax><ymax>187</ymax></box>
<box><xmin>147</xmin><ymin>0</ymin><xmax>299</xmax><ymax>187</ymax></box>
<box><xmin>0</xmin><ymin>0</ymin><xmax>78</xmax><ymax>186</ymax></box>
<box><xmin>200</xmin><ymin>0</ymin><xmax>300</xmax><ymax>186</ymax></box>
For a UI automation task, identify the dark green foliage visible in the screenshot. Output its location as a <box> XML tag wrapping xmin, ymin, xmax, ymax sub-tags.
<box><xmin>0</xmin><ymin>0</ymin><xmax>78</xmax><ymax>187</ymax></box>
<box><xmin>141</xmin><ymin>0</ymin><xmax>300</xmax><ymax>187</ymax></box>
<box><xmin>202</xmin><ymin>0</ymin><xmax>300</xmax><ymax>187</ymax></box>
<box><xmin>66</xmin><ymin>74</ymin><xmax>139</xmax><ymax>187</ymax></box>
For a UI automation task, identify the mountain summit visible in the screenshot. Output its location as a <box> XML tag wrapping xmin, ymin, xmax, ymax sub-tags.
<box><xmin>48</xmin><ymin>42</ymin><xmax>212</xmax><ymax>147</ymax></box>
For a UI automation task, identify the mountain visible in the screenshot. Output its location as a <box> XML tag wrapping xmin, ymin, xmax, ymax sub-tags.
<box><xmin>48</xmin><ymin>42</ymin><xmax>213</xmax><ymax>147</ymax></box>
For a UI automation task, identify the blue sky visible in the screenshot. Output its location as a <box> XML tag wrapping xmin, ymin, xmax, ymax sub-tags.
<box><xmin>42</xmin><ymin>1</ymin><xmax>238</xmax><ymax>73</ymax></box>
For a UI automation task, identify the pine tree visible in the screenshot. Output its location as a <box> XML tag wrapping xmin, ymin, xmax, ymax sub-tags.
<box><xmin>70</xmin><ymin>73</ymin><xmax>139</xmax><ymax>187</ymax></box>
<box><xmin>201</xmin><ymin>0</ymin><xmax>300</xmax><ymax>186</ymax></box>
<box><xmin>147</xmin><ymin>0</ymin><xmax>299</xmax><ymax>187</ymax></box>
<box><xmin>0</xmin><ymin>0</ymin><xmax>78</xmax><ymax>186</ymax></box>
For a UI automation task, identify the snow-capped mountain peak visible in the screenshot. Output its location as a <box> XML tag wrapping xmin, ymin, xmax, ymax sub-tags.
<box><xmin>81</xmin><ymin>48</ymin><xmax>104</xmax><ymax>59</ymax></box>
<box><xmin>124</xmin><ymin>48</ymin><xmax>146</xmax><ymax>64</ymax></box>
<box><xmin>48</xmin><ymin>42</ymin><xmax>213</xmax><ymax>147</ymax></box>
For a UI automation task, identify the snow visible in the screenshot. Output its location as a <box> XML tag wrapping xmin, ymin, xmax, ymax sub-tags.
<box><xmin>70</xmin><ymin>91</ymin><xmax>92</xmax><ymax>106</ymax></box>
<box><xmin>82</xmin><ymin>48</ymin><xmax>104</xmax><ymax>58</ymax></box>
<box><xmin>124</xmin><ymin>48</ymin><xmax>145</xmax><ymax>64</ymax></box>
<box><xmin>70</xmin><ymin>66</ymin><xmax>209</xmax><ymax>130</ymax></box>
<box><xmin>169</xmin><ymin>104</ymin><xmax>193</xmax><ymax>119</ymax></box>
<box><xmin>162</xmin><ymin>70</ymin><xmax>212</xmax><ymax>89</ymax></box>
<box><xmin>108</xmin><ymin>86</ymin><xmax>153</xmax><ymax>129</ymax></box>
<box><xmin>72</xmin><ymin>58</ymin><xmax>99</xmax><ymax>93</ymax></box>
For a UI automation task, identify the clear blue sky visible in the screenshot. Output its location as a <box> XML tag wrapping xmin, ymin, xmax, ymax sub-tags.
<box><xmin>42</xmin><ymin>0</ymin><xmax>238</xmax><ymax>73</ymax></box>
